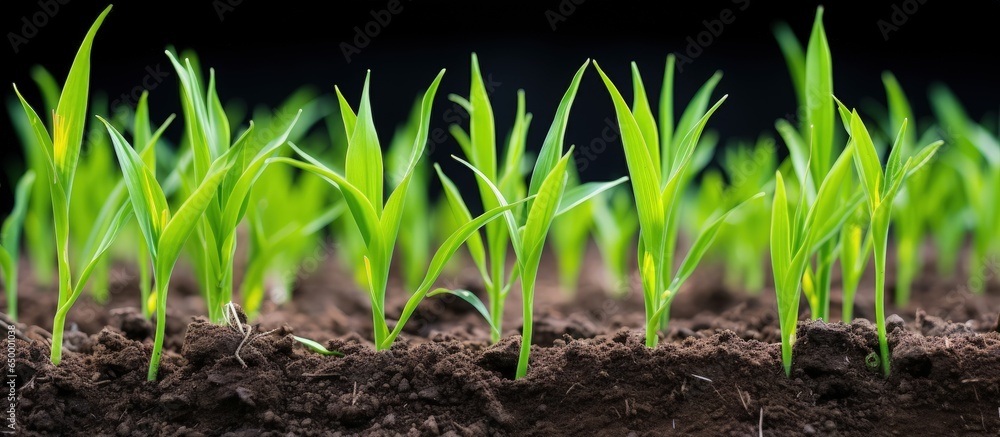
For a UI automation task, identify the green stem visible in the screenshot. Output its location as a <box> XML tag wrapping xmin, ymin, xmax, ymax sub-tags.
<box><xmin>5</xmin><ymin>264</ymin><xmax>17</xmax><ymax>322</ymax></box>
<box><xmin>139</xmin><ymin>243</ymin><xmax>151</xmax><ymax>319</ymax></box>
<box><xmin>816</xmin><ymin>244</ymin><xmax>833</xmax><ymax>321</ymax></box>
<box><xmin>50</xmin><ymin>311</ymin><xmax>66</xmax><ymax>365</ymax></box>
<box><xmin>147</xmin><ymin>279</ymin><xmax>168</xmax><ymax>380</ymax></box>
<box><xmin>49</xmin><ymin>189</ymin><xmax>71</xmax><ymax>366</ymax></box>
<box><xmin>515</xmin><ymin>280</ymin><xmax>534</xmax><ymax>379</ymax></box>
<box><xmin>874</xmin><ymin>219</ymin><xmax>891</xmax><ymax>378</ymax></box>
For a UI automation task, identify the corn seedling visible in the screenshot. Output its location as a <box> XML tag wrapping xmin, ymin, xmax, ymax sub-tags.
<box><xmin>11</xmin><ymin>6</ymin><xmax>143</xmax><ymax>367</ymax></box>
<box><xmin>835</xmin><ymin>101</ymin><xmax>942</xmax><ymax>376</ymax></box>
<box><xmin>269</xmin><ymin>69</ymin><xmax>533</xmax><ymax>353</ymax></box>
<box><xmin>165</xmin><ymin>51</ymin><xmax>301</xmax><ymax>324</ymax></box>
<box><xmin>443</xmin><ymin>57</ymin><xmax>626</xmax><ymax>377</ymax></box>
<box><xmin>771</xmin><ymin>143</ymin><xmax>863</xmax><ymax>376</ymax></box>
<box><xmin>0</xmin><ymin>171</ymin><xmax>35</xmax><ymax>321</ymax></box>
<box><xmin>594</xmin><ymin>58</ymin><xmax>763</xmax><ymax>347</ymax></box>
<box><xmin>591</xmin><ymin>187</ymin><xmax>639</xmax><ymax>296</ymax></box>
<box><xmin>773</xmin><ymin>7</ymin><xmax>848</xmax><ymax>322</ymax></box>
<box><xmin>929</xmin><ymin>85</ymin><xmax>1000</xmax><ymax>294</ymax></box>
<box><xmin>438</xmin><ymin>55</ymin><xmax>534</xmax><ymax>344</ymax></box>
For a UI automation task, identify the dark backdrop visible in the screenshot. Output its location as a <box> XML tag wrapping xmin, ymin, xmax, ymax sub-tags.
<box><xmin>2</xmin><ymin>0</ymin><xmax>998</xmax><ymax>212</ymax></box>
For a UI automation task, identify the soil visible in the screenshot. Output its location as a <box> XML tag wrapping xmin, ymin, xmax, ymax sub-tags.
<box><xmin>5</xmin><ymin>244</ymin><xmax>1000</xmax><ymax>436</ymax></box>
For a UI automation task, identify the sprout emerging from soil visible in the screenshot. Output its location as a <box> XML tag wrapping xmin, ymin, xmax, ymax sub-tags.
<box><xmin>835</xmin><ymin>100</ymin><xmax>942</xmax><ymax>377</ymax></box>
<box><xmin>594</xmin><ymin>58</ymin><xmax>762</xmax><ymax>348</ymax></box>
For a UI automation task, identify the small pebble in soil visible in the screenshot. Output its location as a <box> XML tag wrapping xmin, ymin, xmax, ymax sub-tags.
<box><xmin>886</xmin><ymin>314</ymin><xmax>905</xmax><ymax>333</ymax></box>
<box><xmin>423</xmin><ymin>416</ymin><xmax>439</xmax><ymax>434</ymax></box>
<box><xmin>803</xmin><ymin>424</ymin><xmax>816</xmax><ymax>434</ymax></box>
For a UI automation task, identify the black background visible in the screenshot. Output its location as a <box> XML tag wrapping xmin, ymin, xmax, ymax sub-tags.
<box><xmin>2</xmin><ymin>0</ymin><xmax>998</xmax><ymax>212</ymax></box>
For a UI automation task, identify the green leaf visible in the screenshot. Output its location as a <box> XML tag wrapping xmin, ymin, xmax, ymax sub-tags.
<box><xmin>100</xmin><ymin>117</ymin><xmax>170</xmax><ymax>258</ymax></box>
<box><xmin>334</xmin><ymin>85</ymin><xmax>358</xmax><ymax>137</ymax></box>
<box><xmin>849</xmin><ymin>111</ymin><xmax>884</xmax><ymax>211</ymax></box>
<box><xmin>434</xmin><ymin>164</ymin><xmax>488</xmax><ymax>277</ymax></box>
<box><xmin>427</xmin><ymin>288</ymin><xmax>499</xmax><ymax>339</ymax></box>
<box><xmin>158</xmin><ymin>144</ymin><xmax>244</xmax><ymax>273</ymax></box>
<box><xmin>804</xmin><ymin>6</ymin><xmax>834</xmax><ymax>177</ymax></box>
<box><xmin>53</xmin><ymin>5</ymin><xmax>111</xmax><ymax>185</ymax></box>
<box><xmin>593</xmin><ymin>61</ymin><xmax>664</xmax><ymax>256</ymax></box>
<box><xmin>61</xmin><ymin>202</ymin><xmax>134</xmax><ymax>314</ymax></box>
<box><xmin>770</xmin><ymin>172</ymin><xmax>791</xmax><ymax>293</ymax></box>
<box><xmin>345</xmin><ymin>71</ymin><xmax>384</xmax><ymax>214</ymax></box>
<box><xmin>882</xmin><ymin>71</ymin><xmax>916</xmax><ymax>155</ymax></box>
<box><xmin>13</xmin><ymin>85</ymin><xmax>56</xmax><ymax>177</ymax></box>
<box><xmin>527</xmin><ymin>60</ymin><xmax>589</xmax><ymax>199</ymax></box>
<box><xmin>451</xmin><ymin>155</ymin><xmax>525</xmax><ymax>259</ymax></box>
<box><xmin>905</xmin><ymin>141</ymin><xmax>944</xmax><ymax>178</ymax></box>
<box><xmin>206</xmin><ymin>69</ymin><xmax>231</xmax><ymax>155</ymax></box>
<box><xmin>382</xmin><ymin>197</ymin><xmax>532</xmax><ymax>348</ymax></box>
<box><xmin>469</xmin><ymin>53</ymin><xmax>497</xmax><ymax>181</ymax></box>
<box><xmin>884</xmin><ymin>118</ymin><xmax>908</xmax><ymax>187</ymax></box>
<box><xmin>555</xmin><ymin>177</ymin><xmax>629</xmax><ymax>217</ymax></box>
<box><xmin>773</xmin><ymin>22</ymin><xmax>806</xmax><ymax>109</ymax></box>
<box><xmin>629</xmin><ymin>62</ymin><xmax>660</xmax><ymax>172</ymax></box>
<box><xmin>522</xmin><ymin>151</ymin><xmax>572</xmax><ymax>263</ymax></box>
<box><xmin>292</xmin><ymin>336</ymin><xmax>344</xmax><ymax>356</ymax></box>
<box><xmin>669</xmin><ymin>94</ymin><xmax>728</xmax><ymax>180</ymax></box>
<box><xmin>274</xmin><ymin>148</ymin><xmax>383</xmax><ymax>252</ymax></box>
<box><xmin>30</xmin><ymin>66</ymin><xmax>61</xmax><ymax>114</ymax></box>
<box><xmin>775</xmin><ymin>119</ymin><xmax>810</xmax><ymax>187</ymax></box>
<box><xmin>658</xmin><ymin>55</ymin><xmax>676</xmax><ymax>178</ymax></box>
<box><xmin>397</xmin><ymin>69</ymin><xmax>446</xmax><ymax>174</ymax></box>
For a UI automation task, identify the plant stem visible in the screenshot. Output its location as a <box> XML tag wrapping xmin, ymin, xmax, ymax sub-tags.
<box><xmin>49</xmin><ymin>189</ymin><xmax>71</xmax><ymax>366</ymax></box>
<box><xmin>139</xmin><ymin>243</ymin><xmax>151</xmax><ymax>319</ymax></box>
<box><xmin>515</xmin><ymin>279</ymin><xmax>535</xmax><ymax>379</ymax></box>
<box><xmin>815</xmin><ymin>242</ymin><xmax>834</xmax><ymax>321</ymax></box>
<box><xmin>874</xmin><ymin>219</ymin><xmax>891</xmax><ymax>378</ymax></box>
<box><xmin>147</xmin><ymin>279</ymin><xmax>168</xmax><ymax>381</ymax></box>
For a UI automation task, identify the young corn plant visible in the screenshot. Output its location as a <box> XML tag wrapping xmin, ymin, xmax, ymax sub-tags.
<box><xmin>773</xmin><ymin>6</ymin><xmax>846</xmax><ymax>322</ymax></box>
<box><xmin>101</xmin><ymin>114</ymin><xmax>245</xmax><ymax>380</ymax></box>
<box><xmin>440</xmin><ymin>55</ymin><xmax>576</xmax><ymax>343</ymax></box>
<box><xmin>550</xmin><ymin>165</ymin><xmax>595</xmax><ymax>293</ymax></box>
<box><xmin>165</xmin><ymin>52</ymin><xmax>301</xmax><ymax>323</ymax></box>
<box><xmin>876</xmin><ymin>72</ymin><xmax>949</xmax><ymax>307</ymax></box>
<box><xmin>591</xmin><ymin>187</ymin><xmax>639</xmax><ymax>296</ymax></box>
<box><xmin>929</xmin><ymin>85</ymin><xmax>1000</xmax><ymax>294</ymax></box>
<box><xmin>270</xmin><ymin>69</ymin><xmax>533</xmax><ymax>352</ymax></box>
<box><xmin>441</xmin><ymin>58</ymin><xmax>626</xmax><ymax>377</ymax></box>
<box><xmin>594</xmin><ymin>58</ymin><xmax>764</xmax><ymax>348</ymax></box>
<box><xmin>11</xmin><ymin>6</ymin><xmax>139</xmax><ymax>366</ymax></box>
<box><xmin>0</xmin><ymin>171</ymin><xmax>35</xmax><ymax>321</ymax></box>
<box><xmin>836</xmin><ymin>103</ymin><xmax>942</xmax><ymax>377</ymax></box>
<box><xmin>771</xmin><ymin>143</ymin><xmax>862</xmax><ymax>376</ymax></box>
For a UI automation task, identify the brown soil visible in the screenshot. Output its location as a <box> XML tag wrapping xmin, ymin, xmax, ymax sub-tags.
<box><xmin>6</xmin><ymin>244</ymin><xmax>1000</xmax><ymax>435</ymax></box>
